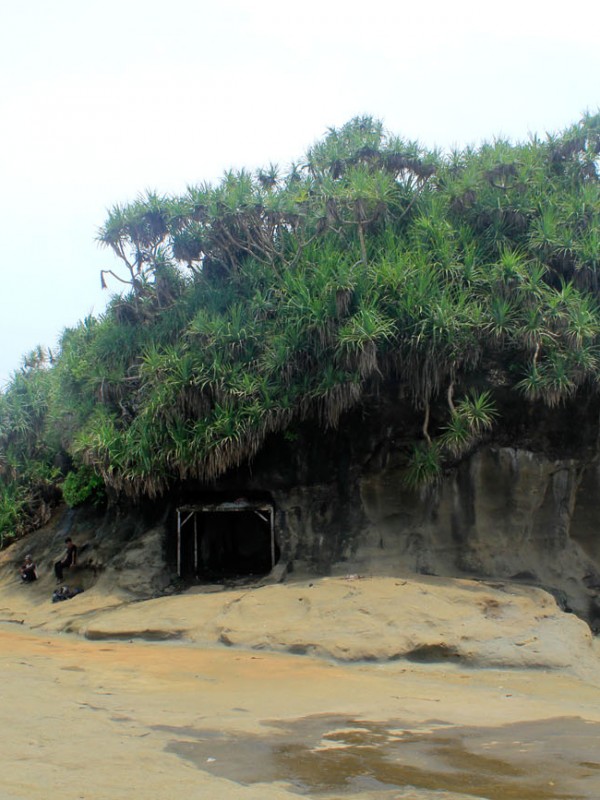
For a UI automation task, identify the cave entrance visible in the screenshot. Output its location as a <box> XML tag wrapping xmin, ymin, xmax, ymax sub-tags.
<box><xmin>176</xmin><ymin>500</ymin><xmax>277</xmax><ymax>582</ymax></box>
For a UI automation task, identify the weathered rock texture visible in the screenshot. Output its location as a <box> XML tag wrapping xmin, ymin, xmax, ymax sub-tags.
<box><xmin>1</xmin><ymin>573</ymin><xmax>597</xmax><ymax>676</ymax></box>
<box><xmin>0</xmin><ymin>504</ymin><xmax>172</xmax><ymax>600</ymax></box>
<box><xmin>4</xmin><ymin>396</ymin><xmax>600</xmax><ymax>630</ymax></box>
<box><xmin>75</xmin><ymin>575</ymin><xmax>599</xmax><ymax>674</ymax></box>
<box><xmin>338</xmin><ymin>447</ymin><xmax>600</xmax><ymax>627</ymax></box>
<box><xmin>231</xmin><ymin>398</ymin><xmax>600</xmax><ymax>629</ymax></box>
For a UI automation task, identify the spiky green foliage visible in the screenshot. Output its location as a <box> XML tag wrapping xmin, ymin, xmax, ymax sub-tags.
<box><xmin>2</xmin><ymin>113</ymin><xmax>600</xmax><ymax>539</ymax></box>
<box><xmin>0</xmin><ymin>350</ymin><xmax>61</xmax><ymax>541</ymax></box>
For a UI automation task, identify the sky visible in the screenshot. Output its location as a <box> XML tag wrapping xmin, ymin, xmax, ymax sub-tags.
<box><xmin>0</xmin><ymin>0</ymin><xmax>598</xmax><ymax>388</ymax></box>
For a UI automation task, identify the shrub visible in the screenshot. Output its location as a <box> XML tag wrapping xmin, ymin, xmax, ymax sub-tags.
<box><xmin>61</xmin><ymin>466</ymin><xmax>106</xmax><ymax>508</ymax></box>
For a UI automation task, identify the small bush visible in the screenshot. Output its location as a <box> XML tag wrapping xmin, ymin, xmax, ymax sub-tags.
<box><xmin>0</xmin><ymin>485</ymin><xmax>25</xmax><ymax>548</ymax></box>
<box><xmin>62</xmin><ymin>466</ymin><xmax>106</xmax><ymax>508</ymax></box>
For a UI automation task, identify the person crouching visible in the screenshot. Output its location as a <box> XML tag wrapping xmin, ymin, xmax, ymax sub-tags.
<box><xmin>20</xmin><ymin>555</ymin><xmax>37</xmax><ymax>582</ymax></box>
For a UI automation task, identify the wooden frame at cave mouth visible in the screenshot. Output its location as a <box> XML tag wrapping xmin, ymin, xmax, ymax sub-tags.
<box><xmin>176</xmin><ymin>500</ymin><xmax>276</xmax><ymax>581</ymax></box>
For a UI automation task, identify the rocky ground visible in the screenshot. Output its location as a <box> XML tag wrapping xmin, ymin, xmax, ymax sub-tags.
<box><xmin>2</xmin><ymin>520</ymin><xmax>600</xmax><ymax>799</ymax></box>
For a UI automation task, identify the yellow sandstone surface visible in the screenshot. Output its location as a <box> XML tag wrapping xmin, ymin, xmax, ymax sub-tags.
<box><xmin>1</xmin><ymin>564</ymin><xmax>600</xmax><ymax>799</ymax></box>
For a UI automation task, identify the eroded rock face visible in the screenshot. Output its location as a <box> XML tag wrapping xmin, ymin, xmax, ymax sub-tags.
<box><xmin>0</xmin><ymin>504</ymin><xmax>173</xmax><ymax>600</ymax></box>
<box><xmin>78</xmin><ymin>576</ymin><xmax>597</xmax><ymax>674</ymax></box>
<box><xmin>4</xmin><ymin>399</ymin><xmax>600</xmax><ymax>630</ymax></box>
<box><xmin>271</xmin><ymin>446</ymin><xmax>600</xmax><ymax>629</ymax></box>
<box><xmin>361</xmin><ymin>449</ymin><xmax>600</xmax><ymax>617</ymax></box>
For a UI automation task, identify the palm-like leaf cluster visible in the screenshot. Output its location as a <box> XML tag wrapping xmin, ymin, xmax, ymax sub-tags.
<box><xmin>2</xmin><ymin>113</ymin><xmax>600</xmax><ymax>534</ymax></box>
<box><xmin>0</xmin><ymin>351</ymin><xmax>61</xmax><ymax>541</ymax></box>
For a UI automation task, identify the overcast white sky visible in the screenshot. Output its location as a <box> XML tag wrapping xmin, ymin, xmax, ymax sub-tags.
<box><xmin>0</xmin><ymin>0</ymin><xmax>598</xmax><ymax>387</ymax></box>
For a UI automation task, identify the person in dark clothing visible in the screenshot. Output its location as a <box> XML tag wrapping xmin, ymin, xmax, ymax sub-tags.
<box><xmin>52</xmin><ymin>585</ymin><xmax>84</xmax><ymax>603</ymax></box>
<box><xmin>20</xmin><ymin>554</ymin><xmax>37</xmax><ymax>582</ymax></box>
<box><xmin>54</xmin><ymin>537</ymin><xmax>77</xmax><ymax>582</ymax></box>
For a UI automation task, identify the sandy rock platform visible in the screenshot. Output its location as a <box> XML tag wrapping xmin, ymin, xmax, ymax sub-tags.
<box><xmin>1</xmin><ymin>563</ymin><xmax>600</xmax><ymax>799</ymax></box>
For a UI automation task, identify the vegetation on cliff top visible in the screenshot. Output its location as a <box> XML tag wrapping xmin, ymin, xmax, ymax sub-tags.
<box><xmin>1</xmin><ymin>114</ymin><xmax>600</xmax><ymax>544</ymax></box>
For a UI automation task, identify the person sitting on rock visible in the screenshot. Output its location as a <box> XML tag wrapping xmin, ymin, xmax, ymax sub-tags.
<box><xmin>54</xmin><ymin>537</ymin><xmax>78</xmax><ymax>582</ymax></box>
<box><xmin>20</xmin><ymin>554</ymin><xmax>37</xmax><ymax>582</ymax></box>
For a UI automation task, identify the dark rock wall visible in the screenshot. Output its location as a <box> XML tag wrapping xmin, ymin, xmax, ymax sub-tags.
<box><xmin>1</xmin><ymin>502</ymin><xmax>174</xmax><ymax>599</ymax></box>
<box><xmin>234</xmin><ymin>395</ymin><xmax>600</xmax><ymax>628</ymax></box>
<box><xmin>265</xmin><ymin>445</ymin><xmax>600</xmax><ymax>627</ymax></box>
<box><xmin>8</xmin><ymin>391</ymin><xmax>600</xmax><ymax>627</ymax></box>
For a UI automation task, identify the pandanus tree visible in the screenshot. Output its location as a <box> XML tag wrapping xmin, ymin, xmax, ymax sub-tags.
<box><xmin>2</xmin><ymin>113</ymin><xmax>600</xmax><ymax>540</ymax></box>
<box><xmin>66</xmin><ymin>113</ymin><xmax>600</xmax><ymax>497</ymax></box>
<box><xmin>0</xmin><ymin>349</ymin><xmax>60</xmax><ymax>542</ymax></box>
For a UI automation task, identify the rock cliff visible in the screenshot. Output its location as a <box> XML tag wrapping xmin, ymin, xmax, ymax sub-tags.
<box><xmin>3</xmin><ymin>395</ymin><xmax>600</xmax><ymax>630</ymax></box>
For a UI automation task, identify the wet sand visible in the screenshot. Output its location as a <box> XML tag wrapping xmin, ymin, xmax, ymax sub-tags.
<box><xmin>2</xmin><ymin>615</ymin><xmax>600</xmax><ymax>800</ymax></box>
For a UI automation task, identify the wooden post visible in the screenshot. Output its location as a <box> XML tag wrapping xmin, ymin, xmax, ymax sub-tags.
<box><xmin>270</xmin><ymin>507</ymin><xmax>275</xmax><ymax>569</ymax></box>
<box><xmin>194</xmin><ymin>513</ymin><xmax>198</xmax><ymax>576</ymax></box>
<box><xmin>177</xmin><ymin>509</ymin><xmax>181</xmax><ymax>578</ymax></box>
